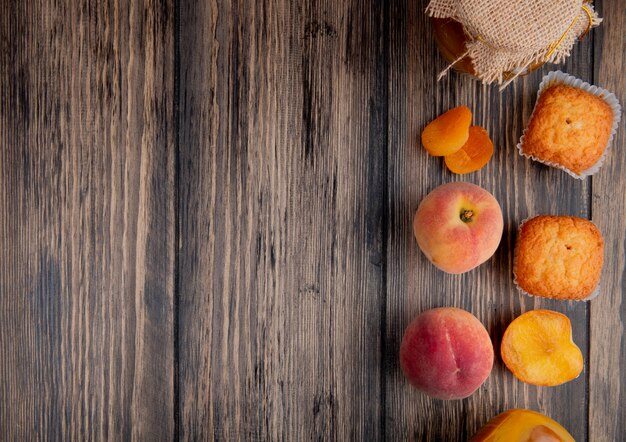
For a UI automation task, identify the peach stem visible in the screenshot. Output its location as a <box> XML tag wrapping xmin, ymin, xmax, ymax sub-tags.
<box><xmin>460</xmin><ymin>209</ymin><xmax>474</xmax><ymax>223</ymax></box>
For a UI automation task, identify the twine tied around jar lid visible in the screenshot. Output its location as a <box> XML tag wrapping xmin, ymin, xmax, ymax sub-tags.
<box><xmin>427</xmin><ymin>0</ymin><xmax>601</xmax><ymax>89</ymax></box>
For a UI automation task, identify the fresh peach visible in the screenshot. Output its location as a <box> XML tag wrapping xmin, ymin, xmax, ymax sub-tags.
<box><xmin>422</xmin><ymin>106</ymin><xmax>473</xmax><ymax>156</ymax></box>
<box><xmin>413</xmin><ymin>182</ymin><xmax>503</xmax><ymax>274</ymax></box>
<box><xmin>400</xmin><ymin>307</ymin><xmax>494</xmax><ymax>400</ymax></box>
<box><xmin>471</xmin><ymin>409</ymin><xmax>575</xmax><ymax>442</ymax></box>
<box><xmin>501</xmin><ymin>310</ymin><xmax>583</xmax><ymax>386</ymax></box>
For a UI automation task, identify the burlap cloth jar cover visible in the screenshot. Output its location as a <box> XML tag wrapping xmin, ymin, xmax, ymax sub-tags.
<box><xmin>427</xmin><ymin>0</ymin><xmax>601</xmax><ymax>87</ymax></box>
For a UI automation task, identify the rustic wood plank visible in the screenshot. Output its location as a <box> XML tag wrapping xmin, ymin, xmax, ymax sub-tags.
<box><xmin>2</xmin><ymin>0</ymin><xmax>622</xmax><ymax>439</ymax></box>
<box><xmin>177</xmin><ymin>0</ymin><xmax>388</xmax><ymax>439</ymax></box>
<box><xmin>385</xmin><ymin>0</ymin><xmax>594</xmax><ymax>440</ymax></box>
<box><xmin>0</xmin><ymin>0</ymin><xmax>176</xmax><ymax>439</ymax></box>
<box><xmin>589</xmin><ymin>0</ymin><xmax>626</xmax><ymax>440</ymax></box>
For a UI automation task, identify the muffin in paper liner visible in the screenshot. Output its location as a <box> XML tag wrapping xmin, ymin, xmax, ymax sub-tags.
<box><xmin>517</xmin><ymin>71</ymin><xmax>622</xmax><ymax>179</ymax></box>
<box><xmin>512</xmin><ymin>216</ymin><xmax>602</xmax><ymax>302</ymax></box>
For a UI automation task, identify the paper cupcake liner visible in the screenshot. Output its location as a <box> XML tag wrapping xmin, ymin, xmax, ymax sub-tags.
<box><xmin>517</xmin><ymin>70</ymin><xmax>622</xmax><ymax>179</ymax></box>
<box><xmin>512</xmin><ymin>217</ymin><xmax>601</xmax><ymax>302</ymax></box>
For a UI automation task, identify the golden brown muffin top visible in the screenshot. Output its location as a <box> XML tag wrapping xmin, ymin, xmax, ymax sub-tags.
<box><xmin>522</xmin><ymin>84</ymin><xmax>613</xmax><ymax>174</ymax></box>
<box><xmin>514</xmin><ymin>216</ymin><xmax>604</xmax><ymax>300</ymax></box>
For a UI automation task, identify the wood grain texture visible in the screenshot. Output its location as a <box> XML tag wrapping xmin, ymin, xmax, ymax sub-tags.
<box><xmin>177</xmin><ymin>0</ymin><xmax>387</xmax><ymax>439</ymax></box>
<box><xmin>0</xmin><ymin>0</ymin><xmax>175</xmax><ymax>439</ymax></box>
<box><xmin>589</xmin><ymin>1</ymin><xmax>626</xmax><ymax>440</ymax></box>
<box><xmin>1</xmin><ymin>0</ymin><xmax>624</xmax><ymax>440</ymax></box>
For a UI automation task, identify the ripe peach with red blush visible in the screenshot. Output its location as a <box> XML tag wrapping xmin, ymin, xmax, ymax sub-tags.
<box><xmin>400</xmin><ymin>307</ymin><xmax>494</xmax><ymax>400</ymax></box>
<box><xmin>413</xmin><ymin>182</ymin><xmax>503</xmax><ymax>274</ymax></box>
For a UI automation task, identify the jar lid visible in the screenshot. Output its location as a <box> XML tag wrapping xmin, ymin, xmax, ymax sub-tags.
<box><xmin>427</xmin><ymin>0</ymin><xmax>601</xmax><ymax>86</ymax></box>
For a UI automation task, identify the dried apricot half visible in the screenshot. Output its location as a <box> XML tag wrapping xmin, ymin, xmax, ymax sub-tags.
<box><xmin>444</xmin><ymin>126</ymin><xmax>494</xmax><ymax>174</ymax></box>
<box><xmin>501</xmin><ymin>310</ymin><xmax>583</xmax><ymax>387</ymax></box>
<box><xmin>421</xmin><ymin>106</ymin><xmax>472</xmax><ymax>156</ymax></box>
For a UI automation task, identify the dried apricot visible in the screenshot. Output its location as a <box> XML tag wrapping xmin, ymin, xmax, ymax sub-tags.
<box><xmin>444</xmin><ymin>126</ymin><xmax>494</xmax><ymax>174</ymax></box>
<box><xmin>421</xmin><ymin>106</ymin><xmax>472</xmax><ymax>156</ymax></box>
<box><xmin>501</xmin><ymin>310</ymin><xmax>583</xmax><ymax>387</ymax></box>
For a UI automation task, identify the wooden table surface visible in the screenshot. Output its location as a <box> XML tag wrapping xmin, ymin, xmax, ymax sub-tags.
<box><xmin>1</xmin><ymin>1</ymin><xmax>625</xmax><ymax>440</ymax></box>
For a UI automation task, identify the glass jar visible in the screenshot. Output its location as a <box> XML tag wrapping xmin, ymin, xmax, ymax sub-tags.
<box><xmin>431</xmin><ymin>18</ymin><xmax>476</xmax><ymax>76</ymax></box>
<box><xmin>431</xmin><ymin>18</ymin><xmax>543</xmax><ymax>80</ymax></box>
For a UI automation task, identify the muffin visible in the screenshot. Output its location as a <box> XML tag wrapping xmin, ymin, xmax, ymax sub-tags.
<box><xmin>518</xmin><ymin>71</ymin><xmax>621</xmax><ymax>178</ymax></box>
<box><xmin>513</xmin><ymin>216</ymin><xmax>604</xmax><ymax>301</ymax></box>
